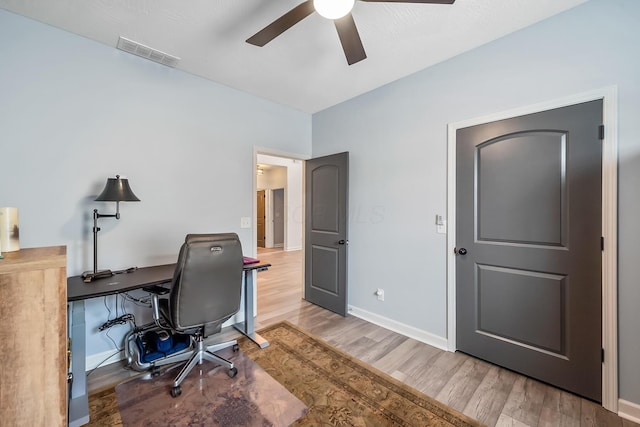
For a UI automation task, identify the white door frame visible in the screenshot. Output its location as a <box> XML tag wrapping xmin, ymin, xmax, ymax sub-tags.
<box><xmin>252</xmin><ymin>146</ymin><xmax>309</xmax><ymax>307</ymax></box>
<box><xmin>446</xmin><ymin>87</ymin><xmax>618</xmax><ymax>411</ymax></box>
<box><xmin>253</xmin><ymin>147</ymin><xmax>309</xmax><ymax>251</ymax></box>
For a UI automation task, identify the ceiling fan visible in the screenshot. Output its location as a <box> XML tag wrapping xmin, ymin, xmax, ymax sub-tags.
<box><xmin>246</xmin><ymin>0</ymin><xmax>455</xmax><ymax>65</ymax></box>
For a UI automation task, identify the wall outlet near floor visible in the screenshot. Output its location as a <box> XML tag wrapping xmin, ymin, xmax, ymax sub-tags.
<box><xmin>240</xmin><ymin>217</ymin><xmax>251</xmax><ymax>228</ymax></box>
<box><xmin>376</xmin><ymin>288</ymin><xmax>385</xmax><ymax>301</ymax></box>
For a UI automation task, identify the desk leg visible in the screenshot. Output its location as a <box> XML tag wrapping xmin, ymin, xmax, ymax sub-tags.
<box><xmin>68</xmin><ymin>301</ymin><xmax>90</xmax><ymax>427</ymax></box>
<box><xmin>233</xmin><ymin>270</ymin><xmax>269</xmax><ymax>348</ymax></box>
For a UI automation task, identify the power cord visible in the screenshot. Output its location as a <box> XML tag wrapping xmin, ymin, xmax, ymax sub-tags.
<box><xmin>98</xmin><ymin>314</ymin><xmax>135</xmax><ymax>331</ymax></box>
<box><xmin>121</xmin><ymin>292</ymin><xmax>152</xmax><ymax>307</ymax></box>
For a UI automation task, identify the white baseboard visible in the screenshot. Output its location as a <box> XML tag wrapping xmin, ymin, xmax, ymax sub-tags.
<box><xmin>86</xmin><ymin>349</ymin><xmax>124</xmax><ymax>370</ymax></box>
<box><xmin>619</xmin><ymin>399</ymin><xmax>640</xmax><ymax>424</ymax></box>
<box><xmin>348</xmin><ymin>305</ymin><xmax>448</xmax><ymax>351</ymax></box>
<box><xmin>285</xmin><ymin>246</ymin><xmax>302</xmax><ymax>251</ymax></box>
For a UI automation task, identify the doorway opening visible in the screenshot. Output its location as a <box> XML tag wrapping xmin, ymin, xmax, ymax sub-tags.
<box><xmin>253</xmin><ymin>149</ymin><xmax>308</xmax><ymax>319</ymax></box>
<box><xmin>255</xmin><ymin>154</ymin><xmax>304</xmax><ymax>253</ymax></box>
<box><xmin>256</xmin><ymin>163</ymin><xmax>289</xmax><ymax>250</ymax></box>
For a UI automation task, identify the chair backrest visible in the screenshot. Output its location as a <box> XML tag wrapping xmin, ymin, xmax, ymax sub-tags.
<box><xmin>169</xmin><ymin>233</ymin><xmax>243</xmax><ymax>334</ymax></box>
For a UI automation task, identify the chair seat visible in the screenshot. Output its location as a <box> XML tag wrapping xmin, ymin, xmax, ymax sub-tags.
<box><xmin>158</xmin><ymin>298</ymin><xmax>224</xmax><ymax>336</ymax></box>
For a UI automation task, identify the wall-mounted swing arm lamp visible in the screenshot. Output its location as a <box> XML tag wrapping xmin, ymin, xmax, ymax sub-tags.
<box><xmin>82</xmin><ymin>175</ymin><xmax>140</xmax><ymax>283</ymax></box>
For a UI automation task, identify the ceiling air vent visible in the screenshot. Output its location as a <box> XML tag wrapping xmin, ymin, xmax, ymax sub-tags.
<box><xmin>116</xmin><ymin>36</ymin><xmax>180</xmax><ymax>68</ymax></box>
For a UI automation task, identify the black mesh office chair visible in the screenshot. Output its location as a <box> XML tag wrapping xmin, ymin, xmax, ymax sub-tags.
<box><xmin>150</xmin><ymin>233</ymin><xmax>244</xmax><ymax>397</ymax></box>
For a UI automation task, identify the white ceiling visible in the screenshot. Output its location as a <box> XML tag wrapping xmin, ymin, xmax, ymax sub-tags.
<box><xmin>0</xmin><ymin>0</ymin><xmax>587</xmax><ymax>113</ymax></box>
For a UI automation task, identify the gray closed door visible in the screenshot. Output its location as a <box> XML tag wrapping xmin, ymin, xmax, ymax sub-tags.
<box><xmin>273</xmin><ymin>188</ymin><xmax>285</xmax><ymax>246</ymax></box>
<box><xmin>456</xmin><ymin>100</ymin><xmax>602</xmax><ymax>402</ymax></box>
<box><xmin>305</xmin><ymin>152</ymin><xmax>349</xmax><ymax>316</ymax></box>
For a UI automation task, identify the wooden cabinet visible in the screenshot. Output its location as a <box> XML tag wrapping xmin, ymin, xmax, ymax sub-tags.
<box><xmin>0</xmin><ymin>246</ymin><xmax>67</xmax><ymax>427</ymax></box>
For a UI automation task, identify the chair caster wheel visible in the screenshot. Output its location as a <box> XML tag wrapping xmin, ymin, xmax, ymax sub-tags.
<box><xmin>228</xmin><ymin>367</ymin><xmax>238</xmax><ymax>378</ymax></box>
<box><xmin>171</xmin><ymin>386</ymin><xmax>182</xmax><ymax>398</ymax></box>
<box><xmin>233</xmin><ymin>344</ymin><xmax>239</xmax><ymax>352</ymax></box>
<box><xmin>150</xmin><ymin>366</ymin><xmax>160</xmax><ymax>377</ymax></box>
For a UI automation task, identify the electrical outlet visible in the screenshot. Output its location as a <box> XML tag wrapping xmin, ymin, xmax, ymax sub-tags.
<box><xmin>376</xmin><ymin>288</ymin><xmax>385</xmax><ymax>301</ymax></box>
<box><xmin>240</xmin><ymin>217</ymin><xmax>251</xmax><ymax>228</ymax></box>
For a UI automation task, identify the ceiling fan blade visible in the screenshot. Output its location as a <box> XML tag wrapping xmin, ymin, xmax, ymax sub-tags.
<box><xmin>360</xmin><ymin>0</ymin><xmax>455</xmax><ymax>4</ymax></box>
<box><xmin>246</xmin><ymin>0</ymin><xmax>315</xmax><ymax>46</ymax></box>
<box><xmin>334</xmin><ymin>14</ymin><xmax>367</xmax><ymax>65</ymax></box>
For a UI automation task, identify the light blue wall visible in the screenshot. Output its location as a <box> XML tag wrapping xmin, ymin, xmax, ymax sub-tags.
<box><xmin>313</xmin><ymin>0</ymin><xmax>640</xmax><ymax>404</ymax></box>
<box><xmin>3</xmin><ymin>0</ymin><xmax>640</xmax><ymax>406</ymax></box>
<box><xmin>0</xmin><ymin>10</ymin><xmax>311</xmax><ymax>360</ymax></box>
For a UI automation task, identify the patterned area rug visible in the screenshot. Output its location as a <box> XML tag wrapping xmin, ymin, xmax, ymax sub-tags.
<box><xmin>88</xmin><ymin>321</ymin><xmax>484</xmax><ymax>426</ymax></box>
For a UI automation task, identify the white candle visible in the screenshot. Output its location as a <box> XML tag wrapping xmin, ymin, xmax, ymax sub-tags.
<box><xmin>0</xmin><ymin>207</ymin><xmax>19</xmax><ymax>252</ymax></box>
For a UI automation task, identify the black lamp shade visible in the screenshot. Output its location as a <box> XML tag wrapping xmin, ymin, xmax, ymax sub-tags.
<box><xmin>95</xmin><ymin>175</ymin><xmax>140</xmax><ymax>202</ymax></box>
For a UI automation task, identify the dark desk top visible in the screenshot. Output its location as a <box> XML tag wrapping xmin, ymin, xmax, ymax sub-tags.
<box><xmin>67</xmin><ymin>262</ymin><xmax>271</xmax><ymax>302</ymax></box>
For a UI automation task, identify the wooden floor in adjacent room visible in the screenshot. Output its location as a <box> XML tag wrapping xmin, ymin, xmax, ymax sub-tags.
<box><xmin>88</xmin><ymin>248</ymin><xmax>637</xmax><ymax>427</ymax></box>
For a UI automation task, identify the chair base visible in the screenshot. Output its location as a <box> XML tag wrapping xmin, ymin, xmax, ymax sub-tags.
<box><xmin>171</xmin><ymin>336</ymin><xmax>238</xmax><ymax>391</ymax></box>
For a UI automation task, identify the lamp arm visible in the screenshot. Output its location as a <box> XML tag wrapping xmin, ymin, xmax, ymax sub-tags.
<box><xmin>95</xmin><ymin>212</ymin><xmax>119</xmax><ymax>221</ymax></box>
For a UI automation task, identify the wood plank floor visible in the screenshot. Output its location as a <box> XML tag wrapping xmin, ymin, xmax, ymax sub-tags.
<box><xmin>88</xmin><ymin>248</ymin><xmax>638</xmax><ymax>427</ymax></box>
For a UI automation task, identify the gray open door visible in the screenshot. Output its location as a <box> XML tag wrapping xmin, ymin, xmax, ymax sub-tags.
<box><xmin>305</xmin><ymin>152</ymin><xmax>349</xmax><ymax>316</ymax></box>
<box><xmin>456</xmin><ymin>100</ymin><xmax>603</xmax><ymax>401</ymax></box>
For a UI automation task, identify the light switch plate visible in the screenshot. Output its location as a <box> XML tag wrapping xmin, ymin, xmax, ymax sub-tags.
<box><xmin>436</xmin><ymin>220</ymin><xmax>447</xmax><ymax>234</ymax></box>
<box><xmin>240</xmin><ymin>217</ymin><xmax>251</xmax><ymax>228</ymax></box>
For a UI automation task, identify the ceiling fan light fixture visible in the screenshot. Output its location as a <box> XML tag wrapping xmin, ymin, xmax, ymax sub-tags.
<box><xmin>313</xmin><ymin>0</ymin><xmax>355</xmax><ymax>20</ymax></box>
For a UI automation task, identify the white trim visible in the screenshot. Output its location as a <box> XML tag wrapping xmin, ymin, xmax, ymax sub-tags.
<box><xmin>253</xmin><ymin>146</ymin><xmax>310</xmax><ymax>257</ymax></box>
<box><xmin>349</xmin><ymin>305</ymin><xmax>448</xmax><ymax>351</ymax></box>
<box><xmin>618</xmin><ymin>399</ymin><xmax>640</xmax><ymax>424</ymax></box>
<box><xmin>86</xmin><ymin>349</ymin><xmax>124</xmax><ymax>370</ymax></box>
<box><xmin>601</xmin><ymin>86</ymin><xmax>619</xmax><ymax>413</ymax></box>
<box><xmin>254</xmin><ymin>146</ymin><xmax>310</xmax><ymax>162</ymax></box>
<box><xmin>254</xmin><ymin>148</ymin><xmax>309</xmax><ymax>253</ymax></box>
<box><xmin>446</xmin><ymin>87</ymin><xmax>618</xmax><ymax>411</ymax></box>
<box><xmin>446</xmin><ymin>118</ymin><xmax>458</xmax><ymax>353</ymax></box>
<box><xmin>253</xmin><ymin>146</ymin><xmax>310</xmax><ymax>306</ymax></box>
